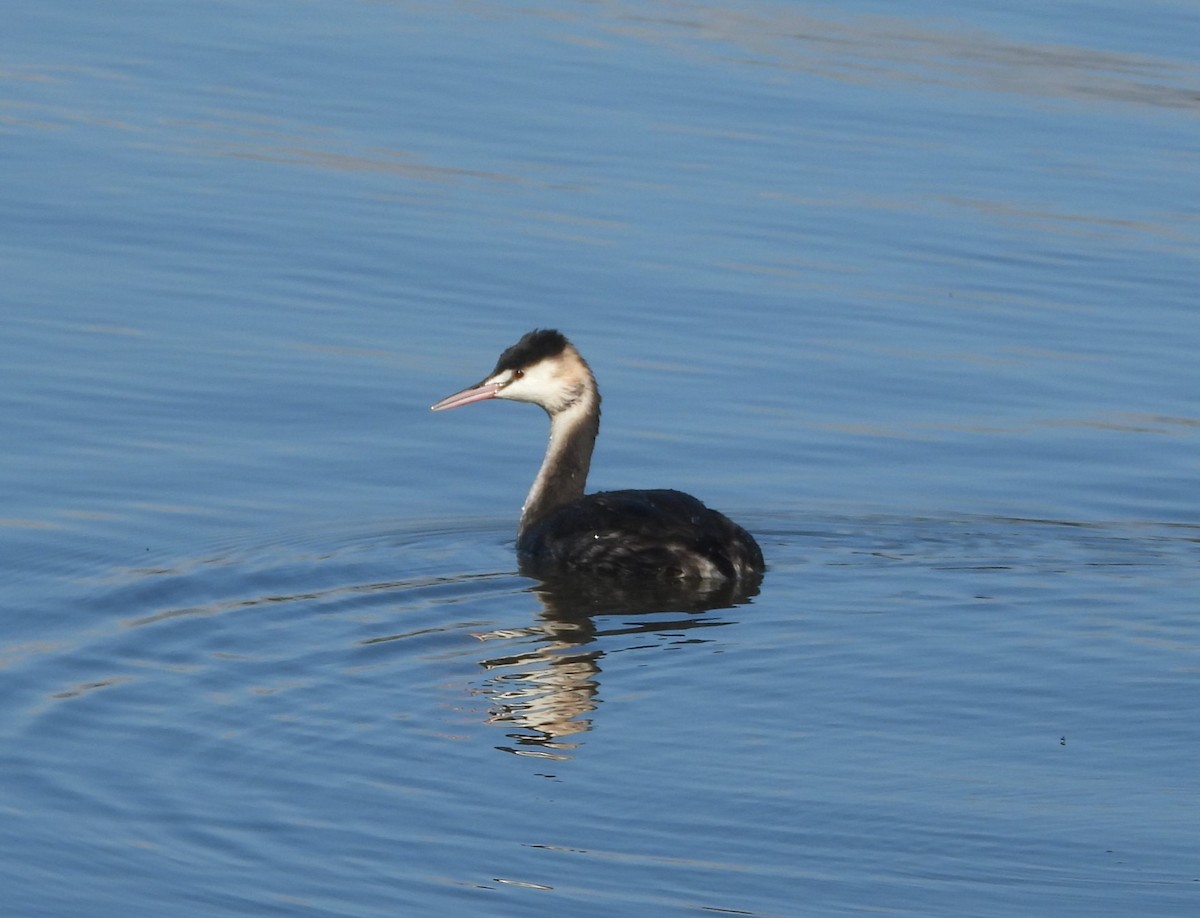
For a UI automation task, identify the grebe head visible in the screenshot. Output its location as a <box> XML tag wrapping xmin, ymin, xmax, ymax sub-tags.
<box><xmin>430</xmin><ymin>329</ymin><xmax>594</xmax><ymax>416</ymax></box>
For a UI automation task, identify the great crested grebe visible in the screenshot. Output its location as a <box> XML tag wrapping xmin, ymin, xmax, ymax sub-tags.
<box><xmin>431</xmin><ymin>329</ymin><xmax>764</xmax><ymax>580</ymax></box>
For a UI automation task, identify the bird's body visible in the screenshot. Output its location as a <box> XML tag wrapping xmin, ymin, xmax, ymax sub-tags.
<box><xmin>519</xmin><ymin>487</ymin><xmax>761</xmax><ymax>579</ymax></box>
<box><xmin>431</xmin><ymin>330</ymin><xmax>764</xmax><ymax>580</ymax></box>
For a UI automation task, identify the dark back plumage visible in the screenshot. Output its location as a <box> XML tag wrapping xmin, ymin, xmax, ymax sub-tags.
<box><xmin>518</xmin><ymin>489</ymin><xmax>763</xmax><ymax>581</ymax></box>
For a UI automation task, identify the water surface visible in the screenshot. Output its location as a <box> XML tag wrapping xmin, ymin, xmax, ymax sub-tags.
<box><xmin>2</xmin><ymin>1</ymin><xmax>1198</xmax><ymax>915</ymax></box>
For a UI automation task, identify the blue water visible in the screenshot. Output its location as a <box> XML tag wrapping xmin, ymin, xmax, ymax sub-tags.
<box><xmin>2</xmin><ymin>2</ymin><xmax>1198</xmax><ymax>915</ymax></box>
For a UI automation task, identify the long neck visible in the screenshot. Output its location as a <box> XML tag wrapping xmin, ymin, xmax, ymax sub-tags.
<box><xmin>519</xmin><ymin>390</ymin><xmax>600</xmax><ymax>534</ymax></box>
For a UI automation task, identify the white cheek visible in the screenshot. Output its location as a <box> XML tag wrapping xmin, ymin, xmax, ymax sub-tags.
<box><xmin>499</xmin><ymin>364</ymin><xmax>560</xmax><ymax>404</ymax></box>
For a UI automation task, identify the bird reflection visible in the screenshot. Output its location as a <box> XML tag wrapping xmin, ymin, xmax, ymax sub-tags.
<box><xmin>474</xmin><ymin>572</ymin><xmax>762</xmax><ymax>758</ymax></box>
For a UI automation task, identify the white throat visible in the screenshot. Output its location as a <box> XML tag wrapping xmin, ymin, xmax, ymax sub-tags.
<box><xmin>519</xmin><ymin>388</ymin><xmax>599</xmax><ymax>532</ymax></box>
